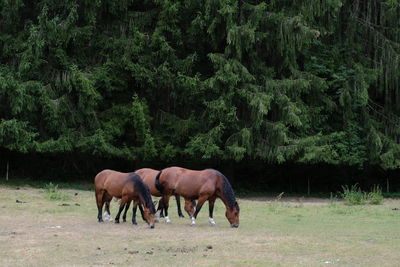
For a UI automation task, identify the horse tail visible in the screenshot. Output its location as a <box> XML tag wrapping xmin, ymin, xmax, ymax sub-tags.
<box><xmin>155</xmin><ymin>170</ymin><xmax>164</xmax><ymax>193</ymax></box>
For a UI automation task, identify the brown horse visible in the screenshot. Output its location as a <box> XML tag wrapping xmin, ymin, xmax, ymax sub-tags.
<box><xmin>132</xmin><ymin>168</ymin><xmax>185</xmax><ymax>222</ymax></box>
<box><xmin>94</xmin><ymin>169</ymin><xmax>156</xmax><ymax>228</ymax></box>
<box><xmin>155</xmin><ymin>167</ymin><xmax>240</xmax><ymax>227</ymax></box>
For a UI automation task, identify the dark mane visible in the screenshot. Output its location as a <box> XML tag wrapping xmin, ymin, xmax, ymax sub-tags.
<box><xmin>213</xmin><ymin>170</ymin><xmax>238</xmax><ymax>209</ymax></box>
<box><xmin>130</xmin><ymin>173</ymin><xmax>156</xmax><ymax>213</ymax></box>
<box><xmin>154</xmin><ymin>170</ymin><xmax>163</xmax><ymax>193</ymax></box>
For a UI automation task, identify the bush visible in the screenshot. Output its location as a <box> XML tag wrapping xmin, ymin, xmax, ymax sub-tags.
<box><xmin>340</xmin><ymin>184</ymin><xmax>384</xmax><ymax>205</ymax></box>
<box><xmin>44</xmin><ymin>182</ymin><xmax>70</xmax><ymax>201</ymax></box>
<box><xmin>368</xmin><ymin>185</ymin><xmax>383</xmax><ymax>205</ymax></box>
<box><xmin>341</xmin><ymin>184</ymin><xmax>367</xmax><ymax>205</ymax></box>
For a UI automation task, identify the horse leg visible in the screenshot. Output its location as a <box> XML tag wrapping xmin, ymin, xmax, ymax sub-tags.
<box><xmin>184</xmin><ymin>199</ymin><xmax>195</xmax><ymax>217</ymax></box>
<box><xmin>208</xmin><ymin>197</ymin><xmax>216</xmax><ymax>226</ymax></box>
<box><xmin>176</xmin><ymin>195</ymin><xmax>184</xmax><ymax>218</ymax></box>
<box><xmin>131</xmin><ymin>203</ymin><xmax>138</xmax><ymax>225</ymax></box>
<box><xmin>191</xmin><ymin>195</ymin><xmax>209</xmax><ymax>226</ymax></box>
<box><xmin>104</xmin><ymin>193</ymin><xmax>113</xmax><ymax>221</ymax></box>
<box><xmin>95</xmin><ymin>190</ymin><xmax>105</xmax><ymax>222</ymax></box>
<box><xmin>156</xmin><ymin>199</ymin><xmax>164</xmax><ymax>219</ymax></box>
<box><xmin>162</xmin><ymin>195</ymin><xmax>171</xmax><ymax>223</ymax></box>
<box><xmin>122</xmin><ymin>200</ymin><xmax>131</xmax><ymax>222</ymax></box>
<box><xmin>114</xmin><ymin>197</ymin><xmax>128</xmax><ymax>224</ymax></box>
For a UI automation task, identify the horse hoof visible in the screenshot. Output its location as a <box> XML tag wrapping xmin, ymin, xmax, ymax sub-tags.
<box><xmin>132</xmin><ymin>222</ymin><xmax>137</xmax><ymax>225</ymax></box>
<box><xmin>104</xmin><ymin>214</ymin><xmax>113</xmax><ymax>222</ymax></box>
<box><xmin>114</xmin><ymin>220</ymin><xmax>119</xmax><ymax>224</ymax></box>
<box><xmin>165</xmin><ymin>217</ymin><xmax>171</xmax><ymax>224</ymax></box>
<box><xmin>179</xmin><ymin>215</ymin><xmax>185</xmax><ymax>218</ymax></box>
<box><xmin>98</xmin><ymin>220</ymin><xmax>103</xmax><ymax>223</ymax></box>
<box><xmin>208</xmin><ymin>218</ymin><xmax>216</xmax><ymax>226</ymax></box>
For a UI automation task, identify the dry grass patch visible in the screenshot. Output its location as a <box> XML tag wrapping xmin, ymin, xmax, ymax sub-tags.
<box><xmin>0</xmin><ymin>185</ymin><xmax>399</xmax><ymax>266</ymax></box>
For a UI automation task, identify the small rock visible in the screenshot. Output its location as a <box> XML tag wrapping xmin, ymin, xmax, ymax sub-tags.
<box><xmin>48</xmin><ymin>226</ymin><xmax>62</xmax><ymax>229</ymax></box>
<box><xmin>97</xmin><ymin>247</ymin><xmax>101</xmax><ymax>250</ymax></box>
<box><xmin>74</xmin><ymin>192</ymin><xmax>78</xmax><ymax>196</ymax></box>
<box><xmin>59</xmin><ymin>203</ymin><xmax>70</xmax><ymax>206</ymax></box>
<box><xmin>128</xmin><ymin>250</ymin><xmax>139</xmax><ymax>254</ymax></box>
<box><xmin>392</xmin><ymin>208</ymin><xmax>399</xmax><ymax>211</ymax></box>
<box><xmin>203</xmin><ymin>254</ymin><xmax>207</xmax><ymax>257</ymax></box>
<box><xmin>75</xmin><ymin>203</ymin><xmax>80</xmax><ymax>206</ymax></box>
<box><xmin>16</xmin><ymin>200</ymin><xmax>26</xmax><ymax>203</ymax></box>
<box><xmin>124</xmin><ymin>248</ymin><xmax>127</xmax><ymax>250</ymax></box>
<box><xmin>146</xmin><ymin>251</ymin><xmax>153</xmax><ymax>255</ymax></box>
<box><xmin>54</xmin><ymin>234</ymin><xmax>58</xmax><ymax>237</ymax></box>
<box><xmin>206</xmin><ymin>245</ymin><xmax>213</xmax><ymax>249</ymax></box>
<box><xmin>16</xmin><ymin>187</ymin><xmax>20</xmax><ymax>190</ymax></box>
<box><xmin>173</xmin><ymin>254</ymin><xmax>176</xmax><ymax>256</ymax></box>
<box><xmin>10</xmin><ymin>232</ymin><xmax>17</xmax><ymax>235</ymax></box>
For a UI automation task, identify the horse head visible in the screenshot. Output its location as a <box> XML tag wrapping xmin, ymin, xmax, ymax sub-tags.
<box><xmin>225</xmin><ymin>201</ymin><xmax>240</xmax><ymax>228</ymax></box>
<box><xmin>142</xmin><ymin>202</ymin><xmax>156</xmax><ymax>228</ymax></box>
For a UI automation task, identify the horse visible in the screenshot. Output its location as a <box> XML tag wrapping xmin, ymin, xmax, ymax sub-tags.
<box><xmin>94</xmin><ymin>169</ymin><xmax>156</xmax><ymax>228</ymax></box>
<box><xmin>155</xmin><ymin>167</ymin><xmax>240</xmax><ymax>227</ymax></box>
<box><xmin>132</xmin><ymin>168</ymin><xmax>186</xmax><ymax>223</ymax></box>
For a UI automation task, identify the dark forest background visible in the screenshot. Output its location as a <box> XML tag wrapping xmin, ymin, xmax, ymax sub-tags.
<box><xmin>1</xmin><ymin>0</ymin><xmax>399</xmax><ymax>193</ymax></box>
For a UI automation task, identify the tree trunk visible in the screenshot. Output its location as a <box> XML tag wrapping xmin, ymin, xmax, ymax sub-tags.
<box><xmin>386</xmin><ymin>177</ymin><xmax>390</xmax><ymax>193</ymax></box>
<box><xmin>6</xmin><ymin>161</ymin><xmax>9</xmax><ymax>181</ymax></box>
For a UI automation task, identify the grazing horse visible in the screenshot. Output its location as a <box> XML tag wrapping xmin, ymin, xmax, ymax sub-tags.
<box><xmin>155</xmin><ymin>167</ymin><xmax>240</xmax><ymax>227</ymax></box>
<box><xmin>131</xmin><ymin>168</ymin><xmax>185</xmax><ymax>222</ymax></box>
<box><xmin>94</xmin><ymin>169</ymin><xmax>156</xmax><ymax>228</ymax></box>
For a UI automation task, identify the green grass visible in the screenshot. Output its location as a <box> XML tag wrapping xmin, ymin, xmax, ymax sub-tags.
<box><xmin>0</xmin><ymin>185</ymin><xmax>399</xmax><ymax>266</ymax></box>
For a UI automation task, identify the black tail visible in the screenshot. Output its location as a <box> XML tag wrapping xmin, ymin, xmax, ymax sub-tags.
<box><xmin>155</xmin><ymin>170</ymin><xmax>163</xmax><ymax>193</ymax></box>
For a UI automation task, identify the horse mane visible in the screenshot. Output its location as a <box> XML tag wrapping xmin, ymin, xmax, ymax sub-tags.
<box><xmin>213</xmin><ymin>170</ymin><xmax>238</xmax><ymax>209</ymax></box>
<box><xmin>130</xmin><ymin>173</ymin><xmax>156</xmax><ymax>213</ymax></box>
<box><xmin>154</xmin><ymin>170</ymin><xmax>163</xmax><ymax>193</ymax></box>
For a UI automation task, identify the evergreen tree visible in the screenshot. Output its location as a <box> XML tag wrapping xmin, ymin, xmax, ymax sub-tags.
<box><xmin>0</xmin><ymin>0</ymin><xmax>399</xmax><ymax>178</ymax></box>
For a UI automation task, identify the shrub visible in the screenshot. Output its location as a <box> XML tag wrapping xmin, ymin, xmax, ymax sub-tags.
<box><xmin>340</xmin><ymin>184</ymin><xmax>384</xmax><ymax>205</ymax></box>
<box><xmin>341</xmin><ymin>184</ymin><xmax>367</xmax><ymax>205</ymax></box>
<box><xmin>367</xmin><ymin>185</ymin><xmax>383</xmax><ymax>205</ymax></box>
<box><xmin>44</xmin><ymin>182</ymin><xmax>70</xmax><ymax>201</ymax></box>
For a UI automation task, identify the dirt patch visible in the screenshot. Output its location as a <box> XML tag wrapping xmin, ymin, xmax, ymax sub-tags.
<box><xmin>166</xmin><ymin>246</ymin><xmax>198</xmax><ymax>253</ymax></box>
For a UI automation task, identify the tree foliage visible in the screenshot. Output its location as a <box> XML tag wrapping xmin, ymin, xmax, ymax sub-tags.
<box><xmin>0</xmin><ymin>0</ymin><xmax>399</xmax><ymax>171</ymax></box>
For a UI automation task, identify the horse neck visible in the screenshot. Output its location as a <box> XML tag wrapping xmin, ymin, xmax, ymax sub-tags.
<box><xmin>216</xmin><ymin>180</ymin><xmax>236</xmax><ymax>210</ymax></box>
<box><xmin>218</xmin><ymin>194</ymin><xmax>232</xmax><ymax>210</ymax></box>
<box><xmin>137</xmin><ymin>191</ymin><xmax>147</xmax><ymax>208</ymax></box>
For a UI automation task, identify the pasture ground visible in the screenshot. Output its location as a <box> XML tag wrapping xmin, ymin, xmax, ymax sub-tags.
<box><xmin>0</xmin><ymin>185</ymin><xmax>399</xmax><ymax>266</ymax></box>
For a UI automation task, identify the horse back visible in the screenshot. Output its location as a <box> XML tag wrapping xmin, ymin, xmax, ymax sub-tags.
<box><xmin>163</xmin><ymin>167</ymin><xmax>220</xmax><ymax>198</ymax></box>
<box><xmin>135</xmin><ymin>168</ymin><xmax>161</xmax><ymax>196</ymax></box>
<box><xmin>94</xmin><ymin>169</ymin><xmax>132</xmax><ymax>198</ymax></box>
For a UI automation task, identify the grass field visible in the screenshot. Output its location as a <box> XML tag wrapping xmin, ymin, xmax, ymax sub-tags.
<box><xmin>0</xmin><ymin>184</ymin><xmax>399</xmax><ymax>266</ymax></box>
